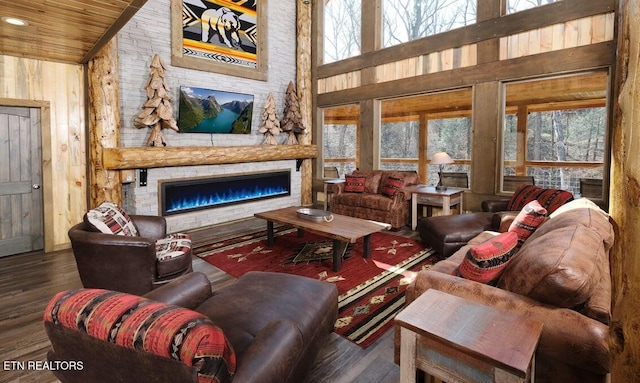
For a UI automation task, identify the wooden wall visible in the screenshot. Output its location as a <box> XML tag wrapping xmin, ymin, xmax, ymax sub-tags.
<box><xmin>0</xmin><ymin>56</ymin><xmax>86</xmax><ymax>251</ymax></box>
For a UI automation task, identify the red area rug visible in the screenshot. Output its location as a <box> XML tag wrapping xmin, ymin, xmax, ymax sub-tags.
<box><xmin>193</xmin><ymin>226</ymin><xmax>437</xmax><ymax>348</ymax></box>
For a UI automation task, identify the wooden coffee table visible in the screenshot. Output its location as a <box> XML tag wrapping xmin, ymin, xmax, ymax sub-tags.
<box><xmin>254</xmin><ymin>206</ymin><xmax>391</xmax><ymax>271</ymax></box>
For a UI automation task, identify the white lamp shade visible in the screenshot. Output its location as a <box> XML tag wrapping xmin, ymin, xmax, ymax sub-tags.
<box><xmin>431</xmin><ymin>152</ymin><xmax>454</xmax><ymax>165</ymax></box>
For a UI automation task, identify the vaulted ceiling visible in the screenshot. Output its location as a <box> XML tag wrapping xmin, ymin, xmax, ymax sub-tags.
<box><xmin>0</xmin><ymin>0</ymin><xmax>147</xmax><ymax>64</ymax></box>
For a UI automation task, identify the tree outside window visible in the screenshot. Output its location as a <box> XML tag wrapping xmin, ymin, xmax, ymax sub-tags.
<box><xmin>323</xmin><ymin>0</ymin><xmax>361</xmax><ymax>64</ymax></box>
<box><xmin>382</xmin><ymin>0</ymin><xmax>476</xmax><ymax>48</ymax></box>
<box><xmin>323</xmin><ymin>104</ymin><xmax>360</xmax><ymax>177</ymax></box>
<box><xmin>502</xmin><ymin>71</ymin><xmax>607</xmax><ymax>197</ymax></box>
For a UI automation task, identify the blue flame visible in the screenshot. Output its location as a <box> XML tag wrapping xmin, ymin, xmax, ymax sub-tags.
<box><xmin>166</xmin><ymin>185</ymin><xmax>289</xmax><ymax>213</ymax></box>
<box><xmin>162</xmin><ymin>171</ymin><xmax>291</xmax><ymax>216</ymax></box>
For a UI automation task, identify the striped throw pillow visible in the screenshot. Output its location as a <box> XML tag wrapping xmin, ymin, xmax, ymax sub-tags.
<box><xmin>44</xmin><ymin>289</ymin><xmax>236</xmax><ymax>383</ymax></box>
<box><xmin>456</xmin><ymin>231</ymin><xmax>518</xmax><ymax>284</ymax></box>
<box><xmin>508</xmin><ymin>200</ymin><xmax>547</xmax><ymax>246</ymax></box>
<box><xmin>86</xmin><ymin>201</ymin><xmax>138</xmax><ymax>236</ymax></box>
<box><xmin>344</xmin><ymin>175</ymin><xmax>366</xmax><ymax>193</ymax></box>
<box><xmin>379</xmin><ymin>176</ymin><xmax>405</xmax><ymax>198</ymax></box>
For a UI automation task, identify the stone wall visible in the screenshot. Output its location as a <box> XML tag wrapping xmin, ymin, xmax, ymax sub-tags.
<box><xmin>116</xmin><ymin>0</ymin><xmax>300</xmax><ymax>232</ymax></box>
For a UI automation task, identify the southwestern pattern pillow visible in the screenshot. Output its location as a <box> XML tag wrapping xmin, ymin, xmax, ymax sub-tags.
<box><xmin>156</xmin><ymin>233</ymin><xmax>192</xmax><ymax>261</ymax></box>
<box><xmin>44</xmin><ymin>288</ymin><xmax>236</xmax><ymax>383</ymax></box>
<box><xmin>456</xmin><ymin>231</ymin><xmax>518</xmax><ymax>284</ymax></box>
<box><xmin>344</xmin><ymin>175</ymin><xmax>366</xmax><ymax>193</ymax></box>
<box><xmin>506</xmin><ymin>184</ymin><xmax>573</xmax><ymax>214</ymax></box>
<box><xmin>508</xmin><ymin>200</ymin><xmax>547</xmax><ymax>246</ymax></box>
<box><xmin>379</xmin><ymin>176</ymin><xmax>405</xmax><ymax>198</ymax></box>
<box><xmin>86</xmin><ymin>201</ymin><xmax>138</xmax><ymax>236</ymax></box>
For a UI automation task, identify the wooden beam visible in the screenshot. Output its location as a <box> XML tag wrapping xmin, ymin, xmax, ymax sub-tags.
<box><xmin>317</xmin><ymin>0</ymin><xmax>614</xmax><ymax>78</ymax></box>
<box><xmin>87</xmin><ymin>38</ymin><xmax>121</xmax><ymax>207</ymax></box>
<box><xmin>101</xmin><ymin>145</ymin><xmax>318</xmax><ymax>170</ymax></box>
<box><xmin>318</xmin><ymin>42</ymin><xmax>615</xmax><ymax>106</ymax></box>
<box><xmin>610</xmin><ymin>0</ymin><xmax>640</xmax><ymax>380</ymax></box>
<box><xmin>297</xmin><ymin>0</ymin><xmax>313</xmax><ymax>206</ymax></box>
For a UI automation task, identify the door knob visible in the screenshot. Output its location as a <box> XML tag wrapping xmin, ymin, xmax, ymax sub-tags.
<box><xmin>32</xmin><ymin>184</ymin><xmax>41</xmax><ymax>189</ymax></box>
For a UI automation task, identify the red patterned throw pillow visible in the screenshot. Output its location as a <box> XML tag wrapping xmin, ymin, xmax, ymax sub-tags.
<box><xmin>379</xmin><ymin>176</ymin><xmax>405</xmax><ymax>198</ymax></box>
<box><xmin>85</xmin><ymin>201</ymin><xmax>138</xmax><ymax>236</ymax></box>
<box><xmin>506</xmin><ymin>184</ymin><xmax>573</xmax><ymax>214</ymax></box>
<box><xmin>508</xmin><ymin>200</ymin><xmax>547</xmax><ymax>246</ymax></box>
<box><xmin>344</xmin><ymin>175</ymin><xmax>366</xmax><ymax>193</ymax></box>
<box><xmin>44</xmin><ymin>289</ymin><xmax>236</xmax><ymax>383</ymax></box>
<box><xmin>456</xmin><ymin>231</ymin><xmax>518</xmax><ymax>284</ymax></box>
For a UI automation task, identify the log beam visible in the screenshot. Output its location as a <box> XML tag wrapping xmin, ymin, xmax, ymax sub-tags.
<box><xmin>610</xmin><ymin>0</ymin><xmax>640</xmax><ymax>380</ymax></box>
<box><xmin>87</xmin><ymin>37</ymin><xmax>122</xmax><ymax>207</ymax></box>
<box><xmin>297</xmin><ymin>0</ymin><xmax>313</xmax><ymax>206</ymax></box>
<box><xmin>102</xmin><ymin>145</ymin><xmax>318</xmax><ymax>170</ymax></box>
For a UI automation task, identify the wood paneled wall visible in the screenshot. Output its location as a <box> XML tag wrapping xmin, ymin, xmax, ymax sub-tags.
<box><xmin>0</xmin><ymin>56</ymin><xmax>86</xmax><ymax>251</ymax></box>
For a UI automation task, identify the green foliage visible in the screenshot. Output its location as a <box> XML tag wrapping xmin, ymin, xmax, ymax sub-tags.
<box><xmin>231</xmin><ymin>102</ymin><xmax>254</xmax><ymax>134</ymax></box>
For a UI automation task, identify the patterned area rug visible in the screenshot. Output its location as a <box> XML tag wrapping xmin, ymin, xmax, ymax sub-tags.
<box><xmin>193</xmin><ymin>226</ymin><xmax>437</xmax><ymax>348</ymax></box>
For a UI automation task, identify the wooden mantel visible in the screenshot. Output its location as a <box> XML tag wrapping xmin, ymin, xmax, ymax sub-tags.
<box><xmin>101</xmin><ymin>144</ymin><xmax>318</xmax><ymax>170</ymax></box>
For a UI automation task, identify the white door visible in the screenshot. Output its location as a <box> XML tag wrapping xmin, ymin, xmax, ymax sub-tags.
<box><xmin>0</xmin><ymin>106</ymin><xmax>44</xmax><ymax>257</ymax></box>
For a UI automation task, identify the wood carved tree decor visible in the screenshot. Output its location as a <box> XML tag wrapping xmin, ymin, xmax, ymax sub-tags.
<box><xmin>259</xmin><ymin>92</ymin><xmax>281</xmax><ymax>145</ymax></box>
<box><xmin>134</xmin><ymin>54</ymin><xmax>179</xmax><ymax>146</ymax></box>
<box><xmin>281</xmin><ymin>81</ymin><xmax>306</xmax><ymax>145</ymax></box>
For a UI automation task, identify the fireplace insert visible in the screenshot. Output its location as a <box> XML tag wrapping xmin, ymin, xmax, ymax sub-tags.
<box><xmin>160</xmin><ymin>171</ymin><xmax>291</xmax><ymax>216</ymax></box>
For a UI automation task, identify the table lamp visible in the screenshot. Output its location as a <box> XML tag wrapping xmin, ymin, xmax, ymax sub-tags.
<box><xmin>431</xmin><ymin>152</ymin><xmax>454</xmax><ymax>191</ymax></box>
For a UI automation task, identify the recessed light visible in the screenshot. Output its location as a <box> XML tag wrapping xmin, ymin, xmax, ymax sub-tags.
<box><xmin>2</xmin><ymin>17</ymin><xmax>29</xmax><ymax>26</ymax></box>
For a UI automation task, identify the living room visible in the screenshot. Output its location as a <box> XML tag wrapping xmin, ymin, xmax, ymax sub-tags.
<box><xmin>1</xmin><ymin>0</ymin><xmax>639</xmax><ymax>382</ymax></box>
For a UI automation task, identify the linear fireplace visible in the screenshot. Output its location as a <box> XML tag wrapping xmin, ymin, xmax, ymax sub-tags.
<box><xmin>159</xmin><ymin>170</ymin><xmax>291</xmax><ymax>216</ymax></box>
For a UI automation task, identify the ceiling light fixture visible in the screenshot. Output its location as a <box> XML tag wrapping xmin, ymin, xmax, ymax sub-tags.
<box><xmin>2</xmin><ymin>17</ymin><xmax>29</xmax><ymax>26</ymax></box>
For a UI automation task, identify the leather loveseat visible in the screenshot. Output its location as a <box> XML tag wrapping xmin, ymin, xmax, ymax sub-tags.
<box><xmin>396</xmin><ymin>198</ymin><xmax>615</xmax><ymax>383</ymax></box>
<box><xmin>44</xmin><ymin>271</ymin><xmax>338</xmax><ymax>383</ymax></box>
<box><xmin>330</xmin><ymin>170</ymin><xmax>421</xmax><ymax>229</ymax></box>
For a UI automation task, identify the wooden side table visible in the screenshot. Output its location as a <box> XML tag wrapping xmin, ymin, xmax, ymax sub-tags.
<box><xmin>323</xmin><ymin>179</ymin><xmax>344</xmax><ymax>211</ymax></box>
<box><xmin>395</xmin><ymin>289</ymin><xmax>543</xmax><ymax>383</ymax></box>
<box><xmin>402</xmin><ymin>185</ymin><xmax>465</xmax><ymax>230</ymax></box>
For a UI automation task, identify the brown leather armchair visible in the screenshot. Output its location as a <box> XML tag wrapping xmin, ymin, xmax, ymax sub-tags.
<box><xmin>68</xmin><ymin>214</ymin><xmax>193</xmax><ymax>295</ymax></box>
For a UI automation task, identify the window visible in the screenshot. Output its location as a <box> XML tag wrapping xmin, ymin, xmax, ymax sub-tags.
<box><xmin>427</xmin><ymin>117</ymin><xmax>472</xmax><ymax>186</ymax></box>
<box><xmin>323</xmin><ymin>0</ymin><xmax>361</xmax><ymax>64</ymax></box>
<box><xmin>381</xmin><ymin>118</ymin><xmax>419</xmax><ymax>172</ymax></box>
<box><xmin>502</xmin><ymin>72</ymin><xmax>608</xmax><ymax>197</ymax></box>
<box><xmin>506</xmin><ymin>0</ymin><xmax>562</xmax><ymax>14</ymax></box>
<box><xmin>380</xmin><ymin>89</ymin><xmax>472</xmax><ymax>185</ymax></box>
<box><xmin>322</xmin><ymin>104</ymin><xmax>360</xmax><ymax>177</ymax></box>
<box><xmin>382</xmin><ymin>0</ymin><xmax>476</xmax><ymax>48</ymax></box>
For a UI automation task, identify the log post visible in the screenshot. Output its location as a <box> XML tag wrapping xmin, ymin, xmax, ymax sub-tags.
<box><xmin>610</xmin><ymin>0</ymin><xmax>640</xmax><ymax>380</ymax></box>
<box><xmin>297</xmin><ymin>0</ymin><xmax>313</xmax><ymax>206</ymax></box>
<box><xmin>87</xmin><ymin>37</ymin><xmax>122</xmax><ymax>207</ymax></box>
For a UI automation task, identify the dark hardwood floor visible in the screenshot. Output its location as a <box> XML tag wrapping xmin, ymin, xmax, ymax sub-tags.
<box><xmin>0</xmin><ymin>217</ymin><xmax>418</xmax><ymax>383</ymax></box>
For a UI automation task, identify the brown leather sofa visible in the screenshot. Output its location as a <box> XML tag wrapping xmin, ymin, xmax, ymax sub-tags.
<box><xmin>330</xmin><ymin>170</ymin><xmax>421</xmax><ymax>229</ymax></box>
<box><xmin>45</xmin><ymin>271</ymin><xmax>339</xmax><ymax>383</ymax></box>
<box><xmin>396</xmin><ymin>199</ymin><xmax>614</xmax><ymax>383</ymax></box>
<box><xmin>68</xmin><ymin>214</ymin><xmax>193</xmax><ymax>295</ymax></box>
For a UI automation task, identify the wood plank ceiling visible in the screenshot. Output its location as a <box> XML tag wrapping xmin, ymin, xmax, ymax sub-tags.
<box><xmin>0</xmin><ymin>0</ymin><xmax>147</xmax><ymax>64</ymax></box>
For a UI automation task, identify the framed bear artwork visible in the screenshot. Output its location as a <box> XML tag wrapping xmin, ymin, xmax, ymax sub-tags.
<box><xmin>171</xmin><ymin>0</ymin><xmax>268</xmax><ymax>81</ymax></box>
